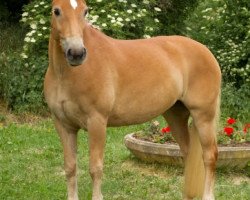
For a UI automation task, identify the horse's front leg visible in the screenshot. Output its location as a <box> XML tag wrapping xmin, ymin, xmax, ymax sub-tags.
<box><xmin>55</xmin><ymin>119</ymin><xmax>79</xmax><ymax>200</ymax></box>
<box><xmin>87</xmin><ymin>114</ymin><xmax>107</xmax><ymax>200</ymax></box>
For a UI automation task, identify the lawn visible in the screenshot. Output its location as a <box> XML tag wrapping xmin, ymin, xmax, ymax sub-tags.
<box><xmin>0</xmin><ymin>119</ymin><xmax>249</xmax><ymax>200</ymax></box>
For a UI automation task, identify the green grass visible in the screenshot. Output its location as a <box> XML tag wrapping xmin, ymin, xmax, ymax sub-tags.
<box><xmin>0</xmin><ymin>120</ymin><xmax>249</xmax><ymax>200</ymax></box>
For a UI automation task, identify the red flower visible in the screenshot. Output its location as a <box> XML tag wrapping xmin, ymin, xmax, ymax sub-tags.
<box><xmin>224</xmin><ymin>127</ymin><xmax>234</xmax><ymax>136</ymax></box>
<box><xmin>243</xmin><ymin>123</ymin><xmax>250</xmax><ymax>133</ymax></box>
<box><xmin>161</xmin><ymin>126</ymin><xmax>171</xmax><ymax>134</ymax></box>
<box><xmin>227</xmin><ymin>118</ymin><xmax>236</xmax><ymax>125</ymax></box>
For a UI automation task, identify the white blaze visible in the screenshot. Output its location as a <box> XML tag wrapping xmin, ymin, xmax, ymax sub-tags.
<box><xmin>70</xmin><ymin>0</ymin><xmax>78</xmax><ymax>10</ymax></box>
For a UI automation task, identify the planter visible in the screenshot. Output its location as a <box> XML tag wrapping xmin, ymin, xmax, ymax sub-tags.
<box><xmin>124</xmin><ymin>133</ymin><xmax>250</xmax><ymax>168</ymax></box>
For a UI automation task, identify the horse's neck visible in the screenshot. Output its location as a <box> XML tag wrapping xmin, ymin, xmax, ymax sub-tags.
<box><xmin>84</xmin><ymin>24</ymin><xmax>113</xmax><ymax>51</ymax></box>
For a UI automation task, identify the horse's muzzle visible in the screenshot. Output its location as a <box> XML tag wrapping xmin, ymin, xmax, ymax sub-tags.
<box><xmin>61</xmin><ymin>36</ymin><xmax>87</xmax><ymax>67</ymax></box>
<box><xmin>66</xmin><ymin>47</ymin><xmax>87</xmax><ymax>66</ymax></box>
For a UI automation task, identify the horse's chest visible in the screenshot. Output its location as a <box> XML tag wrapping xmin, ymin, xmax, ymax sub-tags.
<box><xmin>46</xmin><ymin>87</ymin><xmax>84</xmax><ymax>128</ymax></box>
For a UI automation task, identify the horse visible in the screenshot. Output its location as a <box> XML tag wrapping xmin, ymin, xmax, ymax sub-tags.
<box><xmin>44</xmin><ymin>0</ymin><xmax>221</xmax><ymax>200</ymax></box>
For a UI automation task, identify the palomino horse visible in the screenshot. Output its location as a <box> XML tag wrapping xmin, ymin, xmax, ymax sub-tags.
<box><xmin>44</xmin><ymin>0</ymin><xmax>221</xmax><ymax>200</ymax></box>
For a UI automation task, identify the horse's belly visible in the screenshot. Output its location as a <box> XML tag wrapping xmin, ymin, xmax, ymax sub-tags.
<box><xmin>107</xmin><ymin>95</ymin><xmax>176</xmax><ymax>126</ymax></box>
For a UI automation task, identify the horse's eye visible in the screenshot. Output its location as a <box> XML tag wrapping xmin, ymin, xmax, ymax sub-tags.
<box><xmin>84</xmin><ymin>8</ymin><xmax>89</xmax><ymax>17</ymax></box>
<box><xmin>54</xmin><ymin>8</ymin><xmax>61</xmax><ymax>16</ymax></box>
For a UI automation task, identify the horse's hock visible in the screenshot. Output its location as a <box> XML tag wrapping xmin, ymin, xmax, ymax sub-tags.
<box><xmin>124</xmin><ymin>133</ymin><xmax>250</xmax><ymax>168</ymax></box>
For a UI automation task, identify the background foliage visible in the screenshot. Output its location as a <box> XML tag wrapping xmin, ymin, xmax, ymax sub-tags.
<box><xmin>186</xmin><ymin>0</ymin><xmax>250</xmax><ymax>86</ymax></box>
<box><xmin>0</xmin><ymin>0</ymin><xmax>249</xmax><ymax>122</ymax></box>
<box><xmin>0</xmin><ymin>0</ymin><xmax>198</xmax><ymax>112</ymax></box>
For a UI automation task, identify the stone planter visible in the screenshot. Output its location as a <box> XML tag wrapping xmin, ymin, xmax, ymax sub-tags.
<box><xmin>124</xmin><ymin>133</ymin><xmax>250</xmax><ymax>168</ymax></box>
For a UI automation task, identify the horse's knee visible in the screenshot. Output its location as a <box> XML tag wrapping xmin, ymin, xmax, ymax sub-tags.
<box><xmin>90</xmin><ymin>165</ymin><xmax>103</xmax><ymax>180</ymax></box>
<box><xmin>203</xmin><ymin>143</ymin><xmax>218</xmax><ymax>168</ymax></box>
<box><xmin>65</xmin><ymin>162</ymin><xmax>77</xmax><ymax>178</ymax></box>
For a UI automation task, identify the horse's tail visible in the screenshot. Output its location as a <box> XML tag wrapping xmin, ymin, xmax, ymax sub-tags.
<box><xmin>184</xmin><ymin>91</ymin><xmax>221</xmax><ymax>198</ymax></box>
<box><xmin>184</xmin><ymin>125</ymin><xmax>205</xmax><ymax>198</ymax></box>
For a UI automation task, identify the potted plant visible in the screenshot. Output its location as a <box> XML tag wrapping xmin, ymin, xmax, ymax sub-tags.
<box><xmin>124</xmin><ymin>118</ymin><xmax>250</xmax><ymax>168</ymax></box>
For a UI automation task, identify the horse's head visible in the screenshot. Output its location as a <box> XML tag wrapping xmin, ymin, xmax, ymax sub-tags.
<box><xmin>51</xmin><ymin>0</ymin><xmax>88</xmax><ymax>66</ymax></box>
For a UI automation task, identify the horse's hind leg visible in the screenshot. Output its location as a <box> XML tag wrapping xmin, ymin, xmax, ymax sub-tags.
<box><xmin>164</xmin><ymin>101</ymin><xmax>206</xmax><ymax>200</ymax></box>
<box><xmin>163</xmin><ymin>101</ymin><xmax>190</xmax><ymax>159</ymax></box>
<box><xmin>190</xmin><ymin>107</ymin><xmax>218</xmax><ymax>200</ymax></box>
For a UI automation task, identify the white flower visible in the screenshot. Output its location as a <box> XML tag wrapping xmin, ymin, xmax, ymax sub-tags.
<box><xmin>22</xmin><ymin>17</ymin><xmax>27</xmax><ymax>22</ymax></box>
<box><xmin>92</xmin><ymin>15</ymin><xmax>99</xmax><ymax>20</ymax></box>
<box><xmin>24</xmin><ymin>37</ymin><xmax>31</xmax><ymax>42</ymax></box>
<box><xmin>34</xmin><ymin>4</ymin><xmax>39</xmax><ymax>8</ymax></box>
<box><xmin>117</xmin><ymin>17</ymin><xmax>123</xmax><ymax>22</ymax></box>
<box><xmin>131</xmin><ymin>4</ymin><xmax>137</xmax><ymax>8</ymax></box>
<box><xmin>40</xmin><ymin>2</ymin><xmax>45</xmax><ymax>5</ymax></box>
<box><xmin>42</xmin><ymin>27</ymin><xmax>47</xmax><ymax>30</ymax></box>
<box><xmin>39</xmin><ymin>19</ymin><xmax>46</xmax><ymax>24</ymax></box>
<box><xmin>152</xmin><ymin>120</ymin><xmax>160</xmax><ymax>126</ymax></box>
<box><xmin>30</xmin><ymin>23</ymin><xmax>37</xmax><ymax>29</ymax></box>
<box><xmin>30</xmin><ymin>38</ymin><xmax>36</xmax><ymax>43</ymax></box>
<box><xmin>22</xmin><ymin>12</ymin><xmax>28</xmax><ymax>17</ymax></box>
<box><xmin>154</xmin><ymin>18</ymin><xmax>160</xmax><ymax>23</ymax></box>
<box><xmin>111</xmin><ymin>19</ymin><xmax>116</xmax><ymax>23</ymax></box>
<box><xmin>21</xmin><ymin>53</ymin><xmax>28</xmax><ymax>59</ymax></box>
<box><xmin>125</xmin><ymin>18</ymin><xmax>131</xmax><ymax>22</ymax></box>
<box><xmin>117</xmin><ymin>22</ymin><xmax>124</xmax><ymax>27</ymax></box>
<box><xmin>101</xmin><ymin>23</ymin><xmax>107</xmax><ymax>27</ymax></box>
<box><xmin>202</xmin><ymin>8</ymin><xmax>212</xmax><ymax>13</ymax></box>
<box><xmin>127</xmin><ymin>10</ymin><xmax>132</xmax><ymax>14</ymax></box>
<box><xmin>38</xmin><ymin>33</ymin><xmax>42</xmax><ymax>36</ymax></box>
<box><xmin>143</xmin><ymin>0</ymin><xmax>149</xmax><ymax>4</ymax></box>
<box><xmin>101</xmin><ymin>10</ymin><xmax>106</xmax><ymax>13</ymax></box>
<box><xmin>154</xmin><ymin>7</ymin><xmax>161</xmax><ymax>12</ymax></box>
<box><xmin>97</xmin><ymin>0</ymin><xmax>102</xmax><ymax>2</ymax></box>
<box><xmin>144</xmin><ymin>34</ymin><xmax>151</xmax><ymax>39</ymax></box>
<box><xmin>27</xmin><ymin>32</ymin><xmax>33</xmax><ymax>37</ymax></box>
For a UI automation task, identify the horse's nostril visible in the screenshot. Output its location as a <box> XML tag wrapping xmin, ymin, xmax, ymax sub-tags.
<box><xmin>67</xmin><ymin>48</ymin><xmax>87</xmax><ymax>62</ymax></box>
<box><xmin>78</xmin><ymin>49</ymin><xmax>85</xmax><ymax>58</ymax></box>
<box><xmin>67</xmin><ymin>48</ymin><xmax>73</xmax><ymax>58</ymax></box>
<box><xmin>76</xmin><ymin>48</ymin><xmax>86</xmax><ymax>60</ymax></box>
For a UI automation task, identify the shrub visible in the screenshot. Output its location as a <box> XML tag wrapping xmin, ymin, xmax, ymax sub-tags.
<box><xmin>221</xmin><ymin>82</ymin><xmax>250</xmax><ymax>122</ymax></box>
<box><xmin>186</xmin><ymin>0</ymin><xmax>250</xmax><ymax>85</ymax></box>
